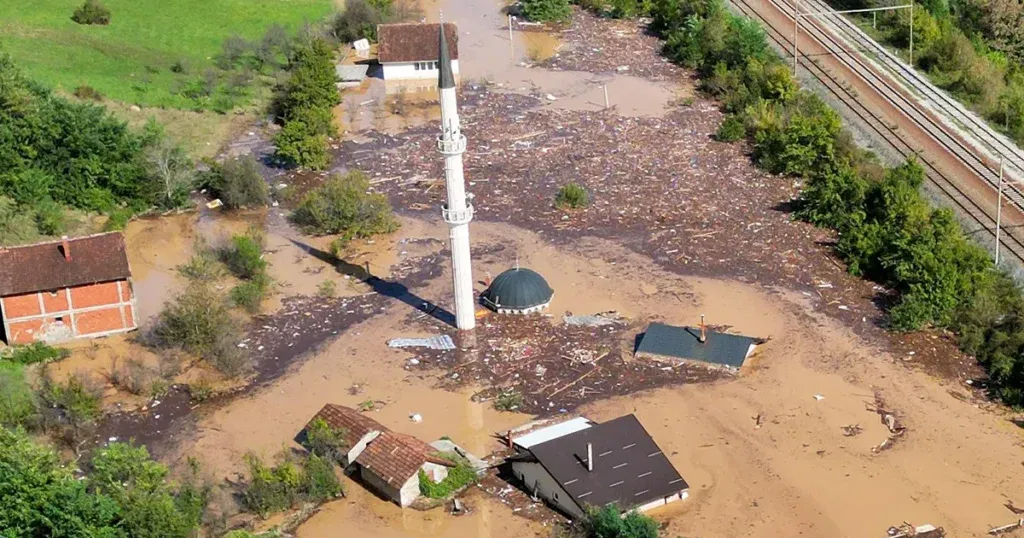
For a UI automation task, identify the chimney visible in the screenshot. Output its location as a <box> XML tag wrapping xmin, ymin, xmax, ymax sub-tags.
<box><xmin>506</xmin><ymin>430</ymin><xmax>513</xmax><ymax>449</ymax></box>
<box><xmin>586</xmin><ymin>443</ymin><xmax>593</xmax><ymax>472</ymax></box>
<box><xmin>60</xmin><ymin>236</ymin><xmax>72</xmax><ymax>262</ymax></box>
<box><xmin>699</xmin><ymin>314</ymin><xmax>706</xmax><ymax>344</ymax></box>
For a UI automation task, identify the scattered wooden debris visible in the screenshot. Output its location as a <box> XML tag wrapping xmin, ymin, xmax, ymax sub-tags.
<box><xmin>989</xmin><ymin>518</ymin><xmax>1024</xmax><ymax>535</ymax></box>
<box><xmin>886</xmin><ymin>522</ymin><xmax>944</xmax><ymax>537</ymax></box>
<box><xmin>841</xmin><ymin>424</ymin><xmax>863</xmax><ymax>437</ymax></box>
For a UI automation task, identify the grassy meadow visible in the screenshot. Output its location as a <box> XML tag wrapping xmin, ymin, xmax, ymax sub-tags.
<box><xmin>0</xmin><ymin>0</ymin><xmax>333</xmax><ymax>109</ymax></box>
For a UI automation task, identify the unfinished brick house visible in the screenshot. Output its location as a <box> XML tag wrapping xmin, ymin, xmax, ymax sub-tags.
<box><xmin>0</xmin><ymin>232</ymin><xmax>138</xmax><ymax>345</ymax></box>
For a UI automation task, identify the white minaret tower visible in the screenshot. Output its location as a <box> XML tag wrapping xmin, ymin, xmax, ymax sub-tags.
<box><xmin>436</xmin><ymin>24</ymin><xmax>476</xmax><ymax>330</ymax></box>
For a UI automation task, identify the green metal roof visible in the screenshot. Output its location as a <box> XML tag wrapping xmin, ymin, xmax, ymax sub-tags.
<box><xmin>635</xmin><ymin>322</ymin><xmax>759</xmax><ymax>369</ymax></box>
<box><xmin>481</xmin><ymin>268</ymin><xmax>553</xmax><ymax>312</ymax></box>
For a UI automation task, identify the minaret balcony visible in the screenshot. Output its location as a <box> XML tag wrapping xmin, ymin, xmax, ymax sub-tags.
<box><xmin>437</xmin><ymin>134</ymin><xmax>467</xmax><ymax>155</ymax></box>
<box><xmin>442</xmin><ymin>203</ymin><xmax>474</xmax><ymax>225</ymax></box>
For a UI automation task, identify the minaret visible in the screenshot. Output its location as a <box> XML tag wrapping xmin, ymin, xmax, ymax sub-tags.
<box><xmin>437</xmin><ymin>24</ymin><xmax>476</xmax><ymax>330</ymax></box>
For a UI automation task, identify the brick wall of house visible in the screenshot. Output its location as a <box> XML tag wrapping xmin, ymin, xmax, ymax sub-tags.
<box><xmin>1</xmin><ymin>279</ymin><xmax>137</xmax><ymax>344</ymax></box>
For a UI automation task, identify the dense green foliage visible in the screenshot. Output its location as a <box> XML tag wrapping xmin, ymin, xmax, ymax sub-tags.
<box><xmin>521</xmin><ymin>0</ymin><xmax>573</xmax><ymax>22</ymax></box>
<box><xmin>417</xmin><ymin>457</ymin><xmax>479</xmax><ymax>499</ymax></box>
<box><xmin>0</xmin><ymin>362</ymin><xmax>37</xmax><ymax>428</ymax></box>
<box><xmin>37</xmin><ymin>372</ymin><xmax>104</xmax><ymax>428</ymax></box>
<box><xmin>837</xmin><ymin>0</ymin><xmax>1024</xmax><ymax>144</ymax></box>
<box><xmin>0</xmin><ymin>427</ymin><xmax>206</xmax><ymax>537</ymax></box>
<box><xmin>715</xmin><ymin>114</ymin><xmax>746</xmax><ymax>141</ymax></box>
<box><xmin>203</xmin><ymin>155</ymin><xmax>270</xmax><ymax>209</ymax></box>
<box><xmin>273</xmin><ymin>37</ymin><xmax>339</xmax><ymax>169</ymax></box>
<box><xmin>152</xmin><ymin>284</ymin><xmax>249</xmax><ymax>377</ymax></box>
<box><xmin>72</xmin><ymin>0</ymin><xmax>111</xmax><ymax>25</ymax></box>
<box><xmin>241</xmin><ymin>451</ymin><xmax>342</xmax><ymax>517</ymax></box>
<box><xmin>492</xmin><ymin>389</ymin><xmax>524</xmax><ymax>412</ymax></box>
<box><xmin>1</xmin><ymin>0</ymin><xmax>332</xmax><ymax>110</ymax></box>
<box><xmin>578</xmin><ymin>506</ymin><xmax>658</xmax><ymax>538</ymax></box>
<box><xmin>220</xmin><ymin>228</ymin><xmax>272</xmax><ymax>313</ymax></box>
<box><xmin>303</xmin><ymin>417</ymin><xmax>349</xmax><ymax>464</ymax></box>
<box><xmin>0</xmin><ymin>51</ymin><xmax>200</xmax><ymax>243</ymax></box>
<box><xmin>289</xmin><ymin>170</ymin><xmax>399</xmax><ymax>239</ymax></box>
<box><xmin>1</xmin><ymin>343</ymin><xmax>70</xmax><ymax>365</ymax></box>
<box><xmin>555</xmin><ymin>182</ymin><xmax>589</xmax><ymax>209</ymax></box>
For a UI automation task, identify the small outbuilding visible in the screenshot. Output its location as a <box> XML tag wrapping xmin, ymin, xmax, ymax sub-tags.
<box><xmin>0</xmin><ymin>233</ymin><xmax>138</xmax><ymax>345</ymax></box>
<box><xmin>481</xmin><ymin>267</ymin><xmax>554</xmax><ymax>315</ymax></box>
<box><xmin>306</xmin><ymin>404</ymin><xmax>455</xmax><ymax>507</ymax></box>
<box><xmin>508</xmin><ymin>414</ymin><xmax>688</xmax><ymax>518</ymax></box>
<box><xmin>634</xmin><ymin>320</ymin><xmax>762</xmax><ymax>374</ymax></box>
<box><xmin>377</xmin><ymin>22</ymin><xmax>459</xmax><ymax>82</ymax></box>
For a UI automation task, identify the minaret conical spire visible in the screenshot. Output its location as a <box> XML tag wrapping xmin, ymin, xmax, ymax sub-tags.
<box><xmin>438</xmin><ymin>23</ymin><xmax>455</xmax><ymax>89</ymax></box>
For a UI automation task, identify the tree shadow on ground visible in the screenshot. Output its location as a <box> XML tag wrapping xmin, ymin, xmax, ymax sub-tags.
<box><xmin>288</xmin><ymin>238</ymin><xmax>456</xmax><ymax>328</ymax></box>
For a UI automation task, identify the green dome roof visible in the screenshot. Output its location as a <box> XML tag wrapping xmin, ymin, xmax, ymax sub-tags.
<box><xmin>481</xmin><ymin>268</ymin><xmax>554</xmax><ymax>313</ymax></box>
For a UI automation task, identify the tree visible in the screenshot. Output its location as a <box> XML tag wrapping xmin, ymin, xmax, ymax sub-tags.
<box><xmin>145</xmin><ymin>139</ymin><xmax>194</xmax><ymax>209</ymax></box>
<box><xmin>288</xmin><ymin>170</ymin><xmax>399</xmax><ymax>238</ymax></box>
<box><xmin>72</xmin><ymin>0</ymin><xmax>111</xmax><ymax>25</ymax></box>
<box><xmin>580</xmin><ymin>506</ymin><xmax>658</xmax><ymax>538</ymax></box>
<box><xmin>520</xmin><ymin>0</ymin><xmax>572</xmax><ymax>22</ymax></box>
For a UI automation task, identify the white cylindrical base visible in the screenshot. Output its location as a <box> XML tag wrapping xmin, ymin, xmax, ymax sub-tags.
<box><xmin>449</xmin><ymin>222</ymin><xmax>476</xmax><ymax>330</ymax></box>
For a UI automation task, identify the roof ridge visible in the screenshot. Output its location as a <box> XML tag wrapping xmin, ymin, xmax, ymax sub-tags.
<box><xmin>0</xmin><ymin>230</ymin><xmax>124</xmax><ymax>251</ymax></box>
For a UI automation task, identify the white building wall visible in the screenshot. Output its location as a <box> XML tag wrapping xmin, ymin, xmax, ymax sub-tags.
<box><xmin>359</xmin><ymin>466</ymin><xmax>402</xmax><ymax>505</ymax></box>
<box><xmin>399</xmin><ymin>473</ymin><xmax>421</xmax><ymax>507</ymax></box>
<box><xmin>635</xmin><ymin>490</ymin><xmax>689</xmax><ymax>513</ymax></box>
<box><xmin>511</xmin><ymin>461</ymin><xmax>584</xmax><ymax>518</ymax></box>
<box><xmin>345</xmin><ymin>431</ymin><xmax>381</xmax><ymax>466</ymax></box>
<box><xmin>382</xmin><ymin>60</ymin><xmax>460</xmax><ymax>81</ymax></box>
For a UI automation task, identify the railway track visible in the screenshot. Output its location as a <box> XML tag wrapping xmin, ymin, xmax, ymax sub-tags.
<box><xmin>727</xmin><ymin>0</ymin><xmax>1024</xmax><ymax>263</ymax></box>
<box><xmin>797</xmin><ymin>0</ymin><xmax>1024</xmax><ymax>180</ymax></box>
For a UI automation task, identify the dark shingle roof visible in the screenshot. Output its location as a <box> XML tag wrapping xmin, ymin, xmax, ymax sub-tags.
<box><xmin>481</xmin><ymin>268</ymin><xmax>553</xmax><ymax>312</ymax></box>
<box><xmin>635</xmin><ymin>322</ymin><xmax>759</xmax><ymax>369</ymax></box>
<box><xmin>378</xmin><ymin>22</ymin><xmax>459</xmax><ymax>63</ymax></box>
<box><xmin>522</xmin><ymin>415</ymin><xmax>688</xmax><ymax>513</ymax></box>
<box><xmin>0</xmin><ymin>232</ymin><xmax>132</xmax><ymax>297</ymax></box>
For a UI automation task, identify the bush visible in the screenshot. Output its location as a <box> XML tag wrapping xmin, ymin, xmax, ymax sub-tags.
<box><xmin>103</xmin><ymin>207</ymin><xmax>134</xmax><ymax>231</ymax></box>
<box><xmin>331</xmin><ymin>0</ymin><xmax>386</xmax><ymax>43</ymax></box>
<box><xmin>0</xmin><ymin>196</ymin><xmax>40</xmax><ymax>246</ymax></box>
<box><xmin>88</xmin><ymin>442</ymin><xmax>208</xmax><ymax>538</ymax></box>
<box><xmin>73</xmin><ymin>85</ymin><xmax>103</xmax><ymax>101</ymax></box>
<box><xmin>109</xmin><ymin>356</ymin><xmax>159</xmax><ymax>396</ymax></box>
<box><xmin>231</xmin><ymin>272</ymin><xmax>272</xmax><ymax>313</ymax></box>
<box><xmin>716</xmin><ymin>114</ymin><xmax>746</xmax><ymax>141</ymax></box>
<box><xmin>493</xmin><ymin>389</ymin><xmax>524</xmax><ymax>412</ymax></box>
<box><xmin>2</xmin><ymin>343</ymin><xmax>69</xmax><ymax>365</ymax></box>
<box><xmin>206</xmin><ymin>156</ymin><xmax>269</xmax><ymax>209</ymax></box>
<box><xmin>0</xmin><ymin>363</ymin><xmax>38</xmax><ymax>428</ymax></box>
<box><xmin>177</xmin><ymin>249</ymin><xmax>224</xmax><ymax>282</ymax></box>
<box><xmin>579</xmin><ymin>506</ymin><xmax>658</xmax><ymax>538</ymax></box>
<box><xmin>72</xmin><ymin>0</ymin><xmax>111</xmax><ymax>25</ymax></box>
<box><xmin>152</xmin><ymin>284</ymin><xmax>249</xmax><ymax>377</ymax></box>
<box><xmin>555</xmin><ymin>182</ymin><xmax>589</xmax><ymax>209</ymax></box>
<box><xmin>241</xmin><ymin>451</ymin><xmax>340</xmax><ymax>517</ymax></box>
<box><xmin>418</xmin><ymin>457</ymin><xmax>478</xmax><ymax>499</ymax></box>
<box><xmin>289</xmin><ymin>170</ymin><xmax>399</xmax><ymax>238</ymax></box>
<box><xmin>38</xmin><ymin>372</ymin><xmax>104</xmax><ymax>427</ymax></box>
<box><xmin>521</xmin><ymin>0</ymin><xmax>572</xmax><ymax>21</ymax></box>
<box><xmin>316</xmin><ymin>280</ymin><xmax>337</xmax><ymax>298</ymax></box>
<box><xmin>303</xmin><ymin>417</ymin><xmax>348</xmax><ymax>463</ymax></box>
<box><xmin>274</xmin><ymin>117</ymin><xmax>331</xmax><ymax>170</ymax></box>
<box><xmin>221</xmin><ymin>228</ymin><xmax>267</xmax><ymax>280</ymax></box>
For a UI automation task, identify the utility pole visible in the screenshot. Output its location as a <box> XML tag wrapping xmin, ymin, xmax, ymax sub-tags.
<box><xmin>996</xmin><ymin>158</ymin><xmax>1004</xmax><ymax>264</ymax></box>
<box><xmin>909</xmin><ymin>3</ymin><xmax>914</xmax><ymax>65</ymax></box>
<box><xmin>603</xmin><ymin>84</ymin><xmax>609</xmax><ymax>108</ymax></box>
<box><xmin>793</xmin><ymin>0</ymin><xmax>800</xmax><ymax>75</ymax></box>
<box><xmin>509</xmin><ymin>14</ymin><xmax>514</xmax><ymax>56</ymax></box>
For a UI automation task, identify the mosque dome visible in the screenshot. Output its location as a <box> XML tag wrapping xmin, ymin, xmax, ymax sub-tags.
<box><xmin>481</xmin><ymin>268</ymin><xmax>554</xmax><ymax>314</ymax></box>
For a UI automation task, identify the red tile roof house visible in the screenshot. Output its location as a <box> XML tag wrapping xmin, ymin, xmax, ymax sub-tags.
<box><xmin>377</xmin><ymin>22</ymin><xmax>459</xmax><ymax>82</ymax></box>
<box><xmin>0</xmin><ymin>233</ymin><xmax>138</xmax><ymax>345</ymax></box>
<box><xmin>307</xmin><ymin>404</ymin><xmax>455</xmax><ymax>507</ymax></box>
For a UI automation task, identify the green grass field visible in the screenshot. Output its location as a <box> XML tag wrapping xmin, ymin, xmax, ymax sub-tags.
<box><xmin>0</xmin><ymin>0</ymin><xmax>334</xmax><ymax>108</ymax></box>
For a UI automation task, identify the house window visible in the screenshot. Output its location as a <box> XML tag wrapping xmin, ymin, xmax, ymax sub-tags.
<box><xmin>414</xmin><ymin>62</ymin><xmax>420</xmax><ymax>71</ymax></box>
<box><xmin>54</xmin><ymin>316</ymin><xmax>64</xmax><ymax>324</ymax></box>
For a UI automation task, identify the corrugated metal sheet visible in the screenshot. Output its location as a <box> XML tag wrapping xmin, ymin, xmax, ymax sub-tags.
<box><xmin>387</xmin><ymin>335</ymin><xmax>455</xmax><ymax>350</ymax></box>
<box><xmin>513</xmin><ymin>417</ymin><xmax>595</xmax><ymax>449</ymax></box>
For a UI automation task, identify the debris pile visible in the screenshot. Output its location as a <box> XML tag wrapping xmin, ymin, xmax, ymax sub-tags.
<box><xmin>401</xmin><ymin>314</ymin><xmax>724</xmax><ymax>414</ymax></box>
<box><xmin>542</xmin><ymin>10</ymin><xmax>687</xmax><ymax>82</ymax></box>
